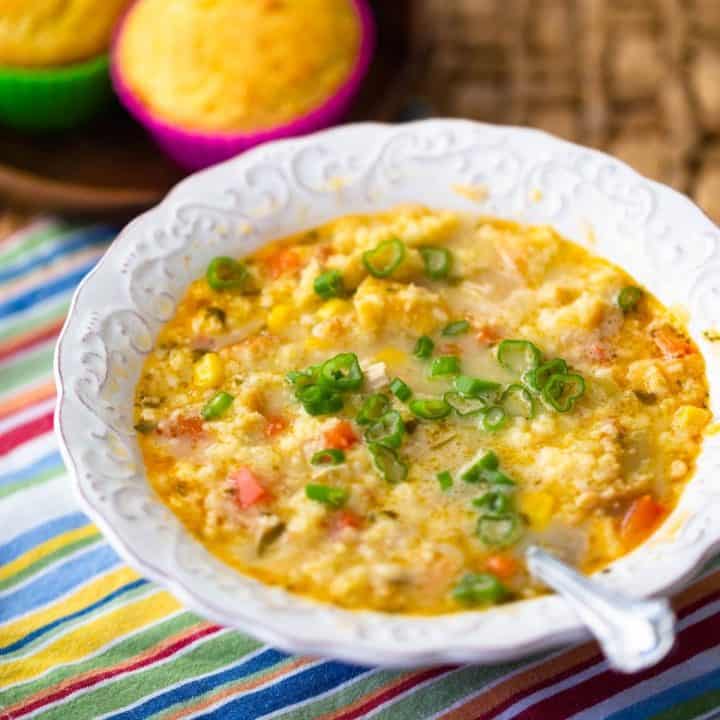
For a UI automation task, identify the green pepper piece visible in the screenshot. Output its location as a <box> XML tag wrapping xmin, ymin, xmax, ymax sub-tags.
<box><xmin>201</xmin><ymin>391</ymin><xmax>234</xmax><ymax>420</ymax></box>
<box><xmin>443</xmin><ymin>391</ymin><xmax>488</xmax><ymax>416</ymax></box>
<box><xmin>362</xmin><ymin>238</ymin><xmax>406</xmax><ymax>278</ymax></box>
<box><xmin>430</xmin><ymin>356</ymin><xmax>461</xmax><ymax>377</ymax></box>
<box><xmin>501</xmin><ymin>384</ymin><xmax>535</xmax><ymax>419</ymax></box>
<box><xmin>497</xmin><ymin>339</ymin><xmax>542</xmax><ymax>374</ymax></box>
<box><xmin>437</xmin><ymin>470</ymin><xmax>453</xmax><ymax>491</ymax></box>
<box><xmin>356</xmin><ymin>393</ymin><xmax>390</xmax><ymax>425</ymax></box>
<box><xmin>419</xmin><ymin>246</ymin><xmax>453</xmax><ymax>280</ymax></box>
<box><xmin>452</xmin><ymin>572</ymin><xmax>507</xmax><ymax>605</ymax></box>
<box><xmin>480</xmin><ymin>406</ymin><xmax>507</xmax><ymax>432</ymax></box>
<box><xmin>618</xmin><ymin>286</ymin><xmax>643</xmax><ymax>313</ymax></box>
<box><xmin>523</xmin><ymin>358</ymin><xmax>568</xmax><ymax>393</ymax></box>
<box><xmin>389</xmin><ymin>377</ymin><xmax>412</xmax><ymax>402</ymax></box>
<box><xmin>318</xmin><ymin>352</ymin><xmax>364</xmax><ymax>392</ymax></box>
<box><xmin>409</xmin><ymin>397</ymin><xmax>452</xmax><ymax>420</ymax></box>
<box><xmin>413</xmin><ymin>335</ymin><xmax>435</xmax><ymax>359</ymax></box>
<box><xmin>313</xmin><ymin>270</ymin><xmax>345</xmax><ymax>299</ymax></box>
<box><xmin>206</xmin><ymin>256</ymin><xmax>248</xmax><ymax>291</ymax></box>
<box><xmin>442</xmin><ymin>319</ymin><xmax>470</xmax><ymax>336</ymax></box>
<box><xmin>453</xmin><ymin>375</ymin><xmax>502</xmax><ymax>399</ymax></box>
<box><xmin>368</xmin><ymin>443</ymin><xmax>408</xmax><ymax>483</ymax></box>
<box><xmin>296</xmin><ymin>385</ymin><xmax>344</xmax><ymax>416</ymax></box>
<box><xmin>310</xmin><ymin>448</ymin><xmax>346</xmax><ymax>466</ymax></box>
<box><xmin>476</xmin><ymin>513</ymin><xmax>523</xmax><ymax>548</ymax></box>
<box><xmin>364</xmin><ymin>410</ymin><xmax>405</xmax><ymax>449</ymax></box>
<box><xmin>305</xmin><ymin>484</ymin><xmax>349</xmax><ymax>508</ymax></box>
<box><xmin>459</xmin><ymin>450</ymin><xmax>499</xmax><ymax>483</ymax></box>
<box><xmin>542</xmin><ymin>373</ymin><xmax>586</xmax><ymax>412</ymax></box>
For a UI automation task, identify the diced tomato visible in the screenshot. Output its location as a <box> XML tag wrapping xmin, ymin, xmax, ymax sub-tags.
<box><xmin>475</xmin><ymin>326</ymin><xmax>500</xmax><ymax>346</ymax></box>
<box><xmin>231</xmin><ymin>467</ymin><xmax>269</xmax><ymax>509</ymax></box>
<box><xmin>439</xmin><ymin>342</ymin><xmax>462</xmax><ymax>356</ymax></box>
<box><xmin>264</xmin><ymin>247</ymin><xmax>302</xmax><ymax>279</ymax></box>
<box><xmin>323</xmin><ymin>420</ymin><xmax>358</xmax><ymax>450</ymax></box>
<box><xmin>587</xmin><ymin>342</ymin><xmax>612</xmax><ymax>364</ymax></box>
<box><xmin>264</xmin><ymin>415</ymin><xmax>288</xmax><ymax>437</ymax></box>
<box><xmin>333</xmin><ymin>509</ymin><xmax>363</xmax><ymax>531</ymax></box>
<box><xmin>620</xmin><ymin>494</ymin><xmax>666</xmax><ymax>547</ymax></box>
<box><xmin>485</xmin><ymin>554</ymin><xmax>519</xmax><ymax>579</ymax></box>
<box><xmin>652</xmin><ymin>326</ymin><xmax>694</xmax><ymax>359</ymax></box>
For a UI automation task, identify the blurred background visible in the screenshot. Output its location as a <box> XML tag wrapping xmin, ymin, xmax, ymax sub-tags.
<box><xmin>2</xmin><ymin>0</ymin><xmax>720</xmax><ymax>226</ymax></box>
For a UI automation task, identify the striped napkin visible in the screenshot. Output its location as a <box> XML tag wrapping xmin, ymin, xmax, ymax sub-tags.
<box><xmin>1</xmin><ymin>219</ymin><xmax>719</xmax><ymax>720</ymax></box>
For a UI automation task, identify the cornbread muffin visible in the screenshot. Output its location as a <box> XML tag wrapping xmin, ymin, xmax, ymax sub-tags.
<box><xmin>0</xmin><ymin>0</ymin><xmax>127</xmax><ymax>67</ymax></box>
<box><xmin>116</xmin><ymin>0</ymin><xmax>362</xmax><ymax>133</ymax></box>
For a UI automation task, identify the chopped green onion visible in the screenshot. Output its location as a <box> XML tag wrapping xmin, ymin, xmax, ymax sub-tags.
<box><xmin>430</xmin><ymin>356</ymin><xmax>461</xmax><ymax>377</ymax></box>
<box><xmin>472</xmin><ymin>490</ymin><xmax>514</xmax><ymax>514</ymax></box>
<box><xmin>134</xmin><ymin>420</ymin><xmax>156</xmax><ymax>434</ymax></box>
<box><xmin>482</xmin><ymin>469</ymin><xmax>516</xmax><ymax>486</ymax></box>
<box><xmin>542</xmin><ymin>373</ymin><xmax>586</xmax><ymax>412</ymax></box>
<box><xmin>364</xmin><ymin>410</ymin><xmax>405</xmax><ymax>449</ymax></box>
<box><xmin>362</xmin><ymin>238</ymin><xmax>406</xmax><ymax>278</ymax></box>
<box><xmin>480</xmin><ymin>406</ymin><xmax>507</xmax><ymax>432</ymax></box>
<box><xmin>419</xmin><ymin>246</ymin><xmax>453</xmax><ymax>280</ymax></box>
<box><xmin>389</xmin><ymin>377</ymin><xmax>412</xmax><ymax>402</ymax></box>
<box><xmin>523</xmin><ymin>358</ymin><xmax>568</xmax><ymax>393</ymax></box>
<box><xmin>413</xmin><ymin>335</ymin><xmax>435</xmax><ymax>359</ymax></box>
<box><xmin>437</xmin><ymin>470</ymin><xmax>453</xmax><ymax>491</ymax></box>
<box><xmin>311</xmin><ymin>448</ymin><xmax>346</xmax><ymax>466</ymax></box>
<box><xmin>318</xmin><ymin>353</ymin><xmax>364</xmax><ymax>392</ymax></box>
<box><xmin>497</xmin><ymin>339</ymin><xmax>542</xmax><ymax>374</ymax></box>
<box><xmin>443</xmin><ymin>391</ymin><xmax>488</xmax><ymax>416</ymax></box>
<box><xmin>368</xmin><ymin>443</ymin><xmax>408</xmax><ymax>483</ymax></box>
<box><xmin>442</xmin><ymin>319</ymin><xmax>470</xmax><ymax>336</ymax></box>
<box><xmin>459</xmin><ymin>450</ymin><xmax>499</xmax><ymax>483</ymax></box>
<box><xmin>501</xmin><ymin>384</ymin><xmax>535</xmax><ymax>419</ymax></box>
<box><xmin>453</xmin><ymin>375</ymin><xmax>501</xmax><ymax>399</ymax></box>
<box><xmin>313</xmin><ymin>270</ymin><xmax>344</xmax><ymax>299</ymax></box>
<box><xmin>201</xmin><ymin>391</ymin><xmax>234</xmax><ymax>420</ymax></box>
<box><xmin>286</xmin><ymin>365</ymin><xmax>321</xmax><ymax>390</ymax></box>
<box><xmin>618</xmin><ymin>286</ymin><xmax>643</xmax><ymax>313</ymax></box>
<box><xmin>477</xmin><ymin>513</ymin><xmax>523</xmax><ymax>548</ymax></box>
<box><xmin>356</xmin><ymin>393</ymin><xmax>390</xmax><ymax>425</ymax></box>
<box><xmin>296</xmin><ymin>385</ymin><xmax>344</xmax><ymax>416</ymax></box>
<box><xmin>452</xmin><ymin>572</ymin><xmax>507</xmax><ymax>605</ymax></box>
<box><xmin>409</xmin><ymin>397</ymin><xmax>452</xmax><ymax>420</ymax></box>
<box><xmin>206</xmin><ymin>256</ymin><xmax>248</xmax><ymax>291</ymax></box>
<box><xmin>305</xmin><ymin>484</ymin><xmax>349</xmax><ymax>508</ymax></box>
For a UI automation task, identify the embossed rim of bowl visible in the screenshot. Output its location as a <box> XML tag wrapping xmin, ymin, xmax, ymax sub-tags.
<box><xmin>54</xmin><ymin>119</ymin><xmax>720</xmax><ymax>667</ymax></box>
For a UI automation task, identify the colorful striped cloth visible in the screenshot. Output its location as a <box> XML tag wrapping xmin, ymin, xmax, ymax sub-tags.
<box><xmin>1</xmin><ymin>218</ymin><xmax>719</xmax><ymax>720</ymax></box>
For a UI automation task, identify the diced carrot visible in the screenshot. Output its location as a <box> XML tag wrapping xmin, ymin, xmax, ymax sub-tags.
<box><xmin>587</xmin><ymin>342</ymin><xmax>612</xmax><ymax>364</ymax></box>
<box><xmin>333</xmin><ymin>509</ymin><xmax>363</xmax><ymax>531</ymax></box>
<box><xmin>475</xmin><ymin>326</ymin><xmax>500</xmax><ymax>346</ymax></box>
<box><xmin>264</xmin><ymin>415</ymin><xmax>288</xmax><ymax>438</ymax></box>
<box><xmin>323</xmin><ymin>420</ymin><xmax>358</xmax><ymax>450</ymax></box>
<box><xmin>159</xmin><ymin>415</ymin><xmax>204</xmax><ymax>439</ymax></box>
<box><xmin>264</xmin><ymin>247</ymin><xmax>302</xmax><ymax>279</ymax></box>
<box><xmin>485</xmin><ymin>554</ymin><xmax>519</xmax><ymax>579</ymax></box>
<box><xmin>652</xmin><ymin>326</ymin><xmax>694</xmax><ymax>359</ymax></box>
<box><xmin>620</xmin><ymin>494</ymin><xmax>666</xmax><ymax>547</ymax></box>
<box><xmin>231</xmin><ymin>467</ymin><xmax>269</xmax><ymax>509</ymax></box>
<box><xmin>439</xmin><ymin>342</ymin><xmax>462</xmax><ymax>356</ymax></box>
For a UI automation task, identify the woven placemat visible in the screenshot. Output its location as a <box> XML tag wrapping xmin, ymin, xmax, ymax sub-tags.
<box><xmin>411</xmin><ymin>0</ymin><xmax>720</xmax><ymax>223</ymax></box>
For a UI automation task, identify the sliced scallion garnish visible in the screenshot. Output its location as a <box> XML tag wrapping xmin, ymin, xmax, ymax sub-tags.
<box><xmin>430</xmin><ymin>356</ymin><xmax>461</xmax><ymax>377</ymax></box>
<box><xmin>314</xmin><ymin>270</ymin><xmax>344</xmax><ymax>299</ymax></box>
<box><xmin>362</xmin><ymin>238</ymin><xmax>405</xmax><ymax>278</ymax></box>
<box><xmin>419</xmin><ymin>246</ymin><xmax>452</xmax><ymax>280</ymax></box>
<box><xmin>305</xmin><ymin>484</ymin><xmax>349</xmax><ymax>508</ymax></box>
<box><xmin>311</xmin><ymin>448</ymin><xmax>346</xmax><ymax>466</ymax></box>
<box><xmin>442</xmin><ymin>319</ymin><xmax>470</xmax><ymax>336</ymax></box>
<box><xmin>389</xmin><ymin>377</ymin><xmax>412</xmax><ymax>402</ymax></box>
<box><xmin>497</xmin><ymin>339</ymin><xmax>542</xmax><ymax>375</ymax></box>
<box><xmin>201</xmin><ymin>391</ymin><xmax>234</xmax><ymax>420</ymax></box>
<box><xmin>409</xmin><ymin>397</ymin><xmax>452</xmax><ymax>420</ymax></box>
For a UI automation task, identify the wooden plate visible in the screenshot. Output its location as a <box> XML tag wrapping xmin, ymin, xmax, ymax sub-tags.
<box><xmin>0</xmin><ymin>1</ymin><xmax>414</xmax><ymax>219</ymax></box>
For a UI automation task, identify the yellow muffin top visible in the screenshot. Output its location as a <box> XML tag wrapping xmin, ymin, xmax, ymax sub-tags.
<box><xmin>0</xmin><ymin>0</ymin><xmax>128</xmax><ymax>67</ymax></box>
<box><xmin>117</xmin><ymin>0</ymin><xmax>362</xmax><ymax>133</ymax></box>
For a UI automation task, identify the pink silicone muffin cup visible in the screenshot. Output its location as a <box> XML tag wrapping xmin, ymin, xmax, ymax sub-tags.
<box><xmin>111</xmin><ymin>0</ymin><xmax>375</xmax><ymax>171</ymax></box>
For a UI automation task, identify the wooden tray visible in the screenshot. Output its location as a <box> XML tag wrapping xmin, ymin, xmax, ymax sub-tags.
<box><xmin>0</xmin><ymin>0</ymin><xmax>414</xmax><ymax>219</ymax></box>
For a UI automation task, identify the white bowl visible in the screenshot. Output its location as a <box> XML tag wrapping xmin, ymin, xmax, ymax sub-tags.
<box><xmin>55</xmin><ymin>120</ymin><xmax>720</xmax><ymax>667</ymax></box>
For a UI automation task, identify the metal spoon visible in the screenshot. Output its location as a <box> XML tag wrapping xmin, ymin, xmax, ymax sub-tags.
<box><xmin>525</xmin><ymin>545</ymin><xmax>676</xmax><ymax>673</ymax></box>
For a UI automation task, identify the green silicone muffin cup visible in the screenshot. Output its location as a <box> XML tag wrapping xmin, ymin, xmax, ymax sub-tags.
<box><xmin>0</xmin><ymin>54</ymin><xmax>113</xmax><ymax>132</ymax></box>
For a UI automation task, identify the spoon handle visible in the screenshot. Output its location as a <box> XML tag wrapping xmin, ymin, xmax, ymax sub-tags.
<box><xmin>525</xmin><ymin>545</ymin><xmax>676</xmax><ymax>673</ymax></box>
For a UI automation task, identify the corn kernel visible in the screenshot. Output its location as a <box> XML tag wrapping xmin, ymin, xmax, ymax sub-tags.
<box><xmin>518</xmin><ymin>491</ymin><xmax>555</xmax><ymax>530</ymax></box>
<box><xmin>317</xmin><ymin>299</ymin><xmax>352</xmax><ymax>320</ymax></box>
<box><xmin>673</xmin><ymin>405</ymin><xmax>712</xmax><ymax>434</ymax></box>
<box><xmin>193</xmin><ymin>352</ymin><xmax>223</xmax><ymax>388</ymax></box>
<box><xmin>373</xmin><ymin>347</ymin><xmax>408</xmax><ymax>368</ymax></box>
<box><xmin>305</xmin><ymin>336</ymin><xmax>332</xmax><ymax>350</ymax></box>
<box><xmin>267</xmin><ymin>304</ymin><xmax>294</xmax><ymax>333</ymax></box>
